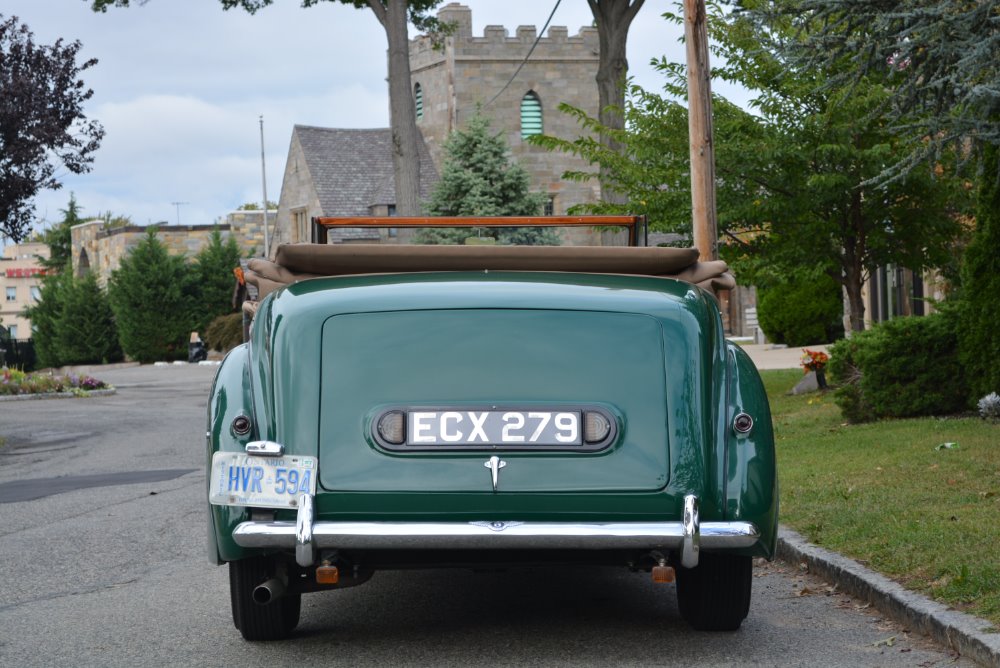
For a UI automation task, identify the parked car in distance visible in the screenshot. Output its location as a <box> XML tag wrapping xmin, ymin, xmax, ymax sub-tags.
<box><xmin>207</xmin><ymin>216</ymin><xmax>777</xmax><ymax>640</ymax></box>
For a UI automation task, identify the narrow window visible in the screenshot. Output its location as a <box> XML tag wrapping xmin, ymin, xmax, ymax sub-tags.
<box><xmin>414</xmin><ymin>83</ymin><xmax>423</xmax><ymax>121</ymax></box>
<box><xmin>521</xmin><ymin>91</ymin><xmax>542</xmax><ymax>139</ymax></box>
<box><xmin>5</xmin><ymin>286</ymin><xmax>15</xmax><ymax>302</ymax></box>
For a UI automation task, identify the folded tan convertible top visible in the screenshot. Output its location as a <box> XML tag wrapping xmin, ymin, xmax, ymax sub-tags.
<box><xmin>244</xmin><ymin>243</ymin><xmax>736</xmax><ymax>300</ymax></box>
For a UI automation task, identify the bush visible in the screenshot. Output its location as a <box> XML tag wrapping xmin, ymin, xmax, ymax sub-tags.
<box><xmin>827</xmin><ymin>313</ymin><xmax>968</xmax><ymax>422</ymax></box>
<box><xmin>204</xmin><ymin>313</ymin><xmax>244</xmax><ymax>353</ymax></box>
<box><xmin>757</xmin><ymin>274</ymin><xmax>844</xmax><ymax>346</ymax></box>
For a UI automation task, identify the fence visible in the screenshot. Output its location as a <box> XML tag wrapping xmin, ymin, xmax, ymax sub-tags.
<box><xmin>0</xmin><ymin>338</ymin><xmax>36</xmax><ymax>371</ymax></box>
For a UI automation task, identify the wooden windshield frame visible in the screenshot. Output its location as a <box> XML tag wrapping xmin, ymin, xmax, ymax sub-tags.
<box><xmin>311</xmin><ymin>215</ymin><xmax>648</xmax><ymax>247</ymax></box>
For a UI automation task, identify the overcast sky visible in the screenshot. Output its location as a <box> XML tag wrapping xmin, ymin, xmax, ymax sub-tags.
<box><xmin>3</xmin><ymin>0</ymin><xmax>743</xmax><ymax>243</ymax></box>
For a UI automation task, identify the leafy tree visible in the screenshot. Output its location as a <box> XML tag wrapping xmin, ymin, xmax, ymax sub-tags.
<box><xmin>90</xmin><ymin>0</ymin><xmax>447</xmax><ymax>216</ymax></box>
<box><xmin>55</xmin><ymin>272</ymin><xmax>122</xmax><ymax>365</ymax></box>
<box><xmin>417</xmin><ymin>113</ymin><xmax>555</xmax><ymax>245</ymax></box>
<box><xmin>192</xmin><ymin>228</ymin><xmax>243</xmax><ymax>333</ymax></box>
<box><xmin>535</xmin><ymin>3</ymin><xmax>969</xmax><ymax>331</ymax></box>
<box><xmin>784</xmin><ymin>0</ymin><xmax>1000</xmax><ymax>396</ymax></box>
<box><xmin>107</xmin><ymin>228</ymin><xmax>193</xmax><ymax>363</ymax></box>
<box><xmin>586</xmin><ymin>0</ymin><xmax>646</xmax><ymax>204</ymax></box>
<box><xmin>0</xmin><ymin>16</ymin><xmax>104</xmax><ymax>243</ymax></box>
<box><xmin>237</xmin><ymin>201</ymin><xmax>278</xmax><ymax>211</ymax></box>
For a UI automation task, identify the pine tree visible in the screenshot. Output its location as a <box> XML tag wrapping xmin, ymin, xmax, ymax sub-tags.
<box><xmin>25</xmin><ymin>269</ymin><xmax>70</xmax><ymax>368</ymax></box>
<box><xmin>55</xmin><ymin>272</ymin><xmax>121</xmax><ymax>365</ymax></box>
<box><xmin>107</xmin><ymin>228</ymin><xmax>193</xmax><ymax>363</ymax></box>
<box><xmin>192</xmin><ymin>228</ymin><xmax>242</xmax><ymax>334</ymax></box>
<box><xmin>419</xmin><ymin>113</ymin><xmax>556</xmax><ymax>245</ymax></box>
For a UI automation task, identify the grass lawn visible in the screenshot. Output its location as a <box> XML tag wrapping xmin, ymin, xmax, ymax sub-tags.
<box><xmin>763</xmin><ymin>369</ymin><xmax>1000</xmax><ymax>626</ymax></box>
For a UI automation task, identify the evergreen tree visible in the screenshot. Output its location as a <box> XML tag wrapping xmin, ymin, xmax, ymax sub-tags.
<box><xmin>192</xmin><ymin>228</ymin><xmax>242</xmax><ymax>334</ymax></box>
<box><xmin>25</xmin><ymin>269</ymin><xmax>70</xmax><ymax>368</ymax></box>
<box><xmin>56</xmin><ymin>272</ymin><xmax>121</xmax><ymax>365</ymax></box>
<box><xmin>37</xmin><ymin>194</ymin><xmax>83</xmax><ymax>270</ymax></box>
<box><xmin>418</xmin><ymin>113</ymin><xmax>555</xmax><ymax>245</ymax></box>
<box><xmin>958</xmin><ymin>143</ymin><xmax>1000</xmax><ymax>398</ymax></box>
<box><xmin>108</xmin><ymin>228</ymin><xmax>193</xmax><ymax>363</ymax></box>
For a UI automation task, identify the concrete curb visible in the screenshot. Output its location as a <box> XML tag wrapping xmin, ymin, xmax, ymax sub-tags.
<box><xmin>0</xmin><ymin>388</ymin><xmax>117</xmax><ymax>402</ymax></box>
<box><xmin>778</xmin><ymin>525</ymin><xmax>1000</xmax><ymax>667</ymax></box>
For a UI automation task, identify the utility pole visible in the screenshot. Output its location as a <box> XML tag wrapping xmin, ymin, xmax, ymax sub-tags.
<box><xmin>684</xmin><ymin>0</ymin><xmax>718</xmax><ymax>261</ymax></box>
<box><xmin>171</xmin><ymin>201</ymin><xmax>188</xmax><ymax>226</ymax></box>
<box><xmin>259</xmin><ymin>115</ymin><xmax>270</xmax><ymax>258</ymax></box>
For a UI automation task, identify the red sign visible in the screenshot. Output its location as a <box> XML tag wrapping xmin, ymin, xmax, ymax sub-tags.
<box><xmin>4</xmin><ymin>268</ymin><xmax>46</xmax><ymax>278</ymax></box>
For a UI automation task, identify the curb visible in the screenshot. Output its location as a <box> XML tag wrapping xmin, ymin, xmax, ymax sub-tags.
<box><xmin>778</xmin><ymin>525</ymin><xmax>1000</xmax><ymax>667</ymax></box>
<box><xmin>0</xmin><ymin>388</ymin><xmax>117</xmax><ymax>402</ymax></box>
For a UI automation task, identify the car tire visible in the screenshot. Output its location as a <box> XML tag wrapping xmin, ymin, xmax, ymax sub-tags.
<box><xmin>229</xmin><ymin>558</ymin><xmax>301</xmax><ymax>641</ymax></box>
<box><xmin>675</xmin><ymin>552</ymin><xmax>752</xmax><ymax>631</ymax></box>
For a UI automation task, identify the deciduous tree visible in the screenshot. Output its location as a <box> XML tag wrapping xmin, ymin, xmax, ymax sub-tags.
<box><xmin>535</xmin><ymin>2</ymin><xmax>970</xmax><ymax>331</ymax></box>
<box><xmin>0</xmin><ymin>16</ymin><xmax>104</xmax><ymax>242</ymax></box>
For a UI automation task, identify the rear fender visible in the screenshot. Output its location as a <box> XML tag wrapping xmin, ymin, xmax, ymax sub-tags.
<box><xmin>206</xmin><ymin>343</ymin><xmax>256</xmax><ymax>563</ymax></box>
<box><xmin>723</xmin><ymin>342</ymin><xmax>778</xmax><ymax>558</ymax></box>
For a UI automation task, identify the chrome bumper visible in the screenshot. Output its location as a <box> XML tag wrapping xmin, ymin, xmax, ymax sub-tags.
<box><xmin>231</xmin><ymin>494</ymin><xmax>759</xmax><ymax>568</ymax></box>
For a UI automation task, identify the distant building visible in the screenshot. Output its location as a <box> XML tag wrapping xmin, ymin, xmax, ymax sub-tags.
<box><xmin>70</xmin><ymin>211</ymin><xmax>271</xmax><ymax>285</ymax></box>
<box><xmin>0</xmin><ymin>242</ymin><xmax>49</xmax><ymax>340</ymax></box>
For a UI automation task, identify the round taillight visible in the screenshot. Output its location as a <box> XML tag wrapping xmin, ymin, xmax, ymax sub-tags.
<box><xmin>584</xmin><ymin>411</ymin><xmax>611</xmax><ymax>444</ymax></box>
<box><xmin>377</xmin><ymin>411</ymin><xmax>405</xmax><ymax>445</ymax></box>
<box><xmin>733</xmin><ymin>412</ymin><xmax>754</xmax><ymax>434</ymax></box>
<box><xmin>232</xmin><ymin>414</ymin><xmax>252</xmax><ymax>436</ymax></box>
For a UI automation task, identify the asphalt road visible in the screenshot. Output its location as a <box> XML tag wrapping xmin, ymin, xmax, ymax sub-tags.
<box><xmin>0</xmin><ymin>364</ymin><xmax>976</xmax><ymax>667</ymax></box>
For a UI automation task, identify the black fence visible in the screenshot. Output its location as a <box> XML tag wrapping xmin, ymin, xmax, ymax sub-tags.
<box><xmin>0</xmin><ymin>338</ymin><xmax>36</xmax><ymax>371</ymax></box>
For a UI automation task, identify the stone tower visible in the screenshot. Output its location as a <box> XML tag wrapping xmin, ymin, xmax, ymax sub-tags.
<box><xmin>409</xmin><ymin>3</ymin><xmax>601</xmax><ymax>215</ymax></box>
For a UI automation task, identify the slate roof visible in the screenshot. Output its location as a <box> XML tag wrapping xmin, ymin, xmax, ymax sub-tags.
<box><xmin>294</xmin><ymin>125</ymin><xmax>438</xmax><ymax>240</ymax></box>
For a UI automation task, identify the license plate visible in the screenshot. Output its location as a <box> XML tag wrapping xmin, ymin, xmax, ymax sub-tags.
<box><xmin>209</xmin><ymin>452</ymin><xmax>317</xmax><ymax>508</ymax></box>
<box><xmin>407</xmin><ymin>410</ymin><xmax>581</xmax><ymax>446</ymax></box>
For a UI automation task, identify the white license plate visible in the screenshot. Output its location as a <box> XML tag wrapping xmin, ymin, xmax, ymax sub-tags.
<box><xmin>407</xmin><ymin>410</ymin><xmax>581</xmax><ymax>446</ymax></box>
<box><xmin>209</xmin><ymin>452</ymin><xmax>317</xmax><ymax>509</ymax></box>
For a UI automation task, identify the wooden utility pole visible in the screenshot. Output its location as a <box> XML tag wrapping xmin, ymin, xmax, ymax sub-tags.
<box><xmin>684</xmin><ymin>0</ymin><xmax>718</xmax><ymax>261</ymax></box>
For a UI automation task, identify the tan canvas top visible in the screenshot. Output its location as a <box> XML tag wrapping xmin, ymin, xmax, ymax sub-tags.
<box><xmin>244</xmin><ymin>243</ymin><xmax>735</xmax><ymax>300</ymax></box>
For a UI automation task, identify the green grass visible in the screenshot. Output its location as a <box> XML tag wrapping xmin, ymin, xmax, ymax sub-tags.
<box><xmin>764</xmin><ymin>369</ymin><xmax>1000</xmax><ymax>625</ymax></box>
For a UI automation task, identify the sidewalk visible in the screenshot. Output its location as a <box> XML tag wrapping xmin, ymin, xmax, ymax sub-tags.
<box><xmin>740</xmin><ymin>343</ymin><xmax>830</xmax><ymax>370</ymax></box>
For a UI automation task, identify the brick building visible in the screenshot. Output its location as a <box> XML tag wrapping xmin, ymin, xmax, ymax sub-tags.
<box><xmin>0</xmin><ymin>242</ymin><xmax>48</xmax><ymax>340</ymax></box>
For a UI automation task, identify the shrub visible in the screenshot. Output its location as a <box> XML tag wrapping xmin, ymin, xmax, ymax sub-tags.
<box><xmin>204</xmin><ymin>313</ymin><xmax>244</xmax><ymax>352</ymax></box>
<box><xmin>757</xmin><ymin>274</ymin><xmax>844</xmax><ymax>346</ymax></box>
<box><xmin>827</xmin><ymin>313</ymin><xmax>968</xmax><ymax>422</ymax></box>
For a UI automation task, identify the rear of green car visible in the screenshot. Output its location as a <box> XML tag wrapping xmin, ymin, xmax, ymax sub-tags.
<box><xmin>208</xmin><ymin>267</ymin><xmax>777</xmax><ymax>640</ymax></box>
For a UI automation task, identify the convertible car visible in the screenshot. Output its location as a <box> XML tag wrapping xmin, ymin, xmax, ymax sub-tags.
<box><xmin>207</xmin><ymin>216</ymin><xmax>777</xmax><ymax>640</ymax></box>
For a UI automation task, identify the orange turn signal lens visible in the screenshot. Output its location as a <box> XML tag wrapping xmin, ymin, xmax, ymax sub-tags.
<box><xmin>316</xmin><ymin>565</ymin><xmax>339</xmax><ymax>584</ymax></box>
<box><xmin>651</xmin><ymin>565</ymin><xmax>675</xmax><ymax>583</ymax></box>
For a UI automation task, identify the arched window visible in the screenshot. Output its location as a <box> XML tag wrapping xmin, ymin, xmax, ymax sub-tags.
<box><xmin>414</xmin><ymin>83</ymin><xmax>423</xmax><ymax>121</ymax></box>
<box><xmin>520</xmin><ymin>91</ymin><xmax>542</xmax><ymax>139</ymax></box>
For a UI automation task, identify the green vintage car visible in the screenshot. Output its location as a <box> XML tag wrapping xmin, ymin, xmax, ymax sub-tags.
<box><xmin>207</xmin><ymin>216</ymin><xmax>777</xmax><ymax>640</ymax></box>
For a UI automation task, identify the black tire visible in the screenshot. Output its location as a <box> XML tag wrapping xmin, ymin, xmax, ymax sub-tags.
<box><xmin>676</xmin><ymin>552</ymin><xmax>753</xmax><ymax>631</ymax></box>
<box><xmin>229</xmin><ymin>558</ymin><xmax>301</xmax><ymax>641</ymax></box>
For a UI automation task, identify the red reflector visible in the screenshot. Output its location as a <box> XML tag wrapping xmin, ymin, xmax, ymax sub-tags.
<box><xmin>316</xmin><ymin>565</ymin><xmax>339</xmax><ymax>584</ymax></box>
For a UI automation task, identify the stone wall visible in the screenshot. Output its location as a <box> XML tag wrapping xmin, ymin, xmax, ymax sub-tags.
<box><xmin>70</xmin><ymin>212</ymin><xmax>271</xmax><ymax>285</ymax></box>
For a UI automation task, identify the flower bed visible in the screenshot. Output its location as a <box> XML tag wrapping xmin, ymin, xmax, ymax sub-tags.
<box><xmin>0</xmin><ymin>369</ymin><xmax>110</xmax><ymax>396</ymax></box>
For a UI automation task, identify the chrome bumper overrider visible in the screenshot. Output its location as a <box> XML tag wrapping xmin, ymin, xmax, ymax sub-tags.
<box><xmin>232</xmin><ymin>494</ymin><xmax>759</xmax><ymax>568</ymax></box>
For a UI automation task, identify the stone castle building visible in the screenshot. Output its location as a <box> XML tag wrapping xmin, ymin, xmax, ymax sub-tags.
<box><xmin>270</xmin><ymin>3</ymin><xmax>602</xmax><ymax>249</ymax></box>
<box><xmin>70</xmin><ymin>211</ymin><xmax>271</xmax><ymax>286</ymax></box>
<box><xmin>410</xmin><ymin>3</ymin><xmax>600</xmax><ymax>212</ymax></box>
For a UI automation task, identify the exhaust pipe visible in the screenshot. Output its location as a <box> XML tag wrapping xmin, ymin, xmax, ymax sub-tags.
<box><xmin>252</xmin><ymin>577</ymin><xmax>286</xmax><ymax>605</ymax></box>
